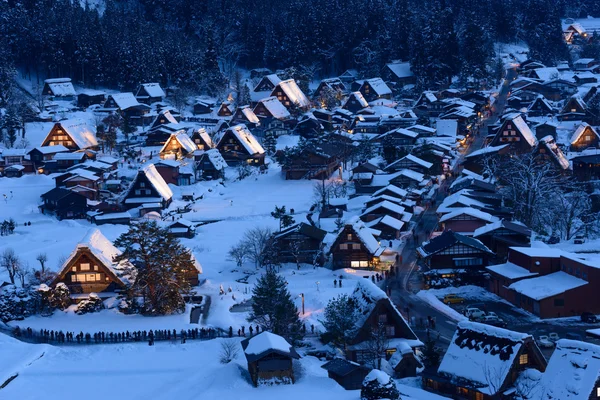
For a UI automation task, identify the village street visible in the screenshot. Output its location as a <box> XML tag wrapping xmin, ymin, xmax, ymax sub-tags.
<box><xmin>386</xmin><ymin>67</ymin><xmax>518</xmax><ymax>348</ymax></box>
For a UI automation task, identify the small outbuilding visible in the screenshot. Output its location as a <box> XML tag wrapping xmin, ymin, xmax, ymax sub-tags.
<box><xmin>240</xmin><ymin>331</ymin><xmax>300</xmax><ymax>387</ymax></box>
<box><xmin>321</xmin><ymin>358</ymin><xmax>371</xmax><ymax>390</ymax></box>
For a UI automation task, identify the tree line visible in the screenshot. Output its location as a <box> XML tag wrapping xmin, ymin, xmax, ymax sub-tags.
<box><xmin>0</xmin><ymin>0</ymin><xmax>590</xmax><ymax>105</ymax></box>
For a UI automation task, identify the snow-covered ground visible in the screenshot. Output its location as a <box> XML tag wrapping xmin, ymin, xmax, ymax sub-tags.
<box><xmin>0</xmin><ymin>333</ymin><xmax>447</xmax><ymax>400</ymax></box>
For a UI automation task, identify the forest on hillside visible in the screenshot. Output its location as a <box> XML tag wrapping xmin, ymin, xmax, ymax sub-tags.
<box><xmin>0</xmin><ymin>0</ymin><xmax>596</xmax><ymax>100</ymax></box>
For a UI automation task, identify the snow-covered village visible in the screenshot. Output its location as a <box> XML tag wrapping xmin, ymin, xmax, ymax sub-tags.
<box><xmin>3</xmin><ymin>0</ymin><xmax>600</xmax><ymax>399</ymax></box>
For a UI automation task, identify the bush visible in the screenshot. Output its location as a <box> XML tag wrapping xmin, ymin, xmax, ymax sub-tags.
<box><xmin>360</xmin><ymin>370</ymin><xmax>400</xmax><ymax>400</ymax></box>
<box><xmin>49</xmin><ymin>283</ymin><xmax>71</xmax><ymax>310</ymax></box>
<box><xmin>0</xmin><ymin>284</ymin><xmax>42</xmax><ymax>322</ymax></box>
<box><xmin>76</xmin><ymin>293</ymin><xmax>104</xmax><ymax>315</ymax></box>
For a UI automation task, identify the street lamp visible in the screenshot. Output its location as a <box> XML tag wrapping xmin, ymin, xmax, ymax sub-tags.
<box><xmin>299</xmin><ymin>293</ymin><xmax>305</xmax><ymax>315</ymax></box>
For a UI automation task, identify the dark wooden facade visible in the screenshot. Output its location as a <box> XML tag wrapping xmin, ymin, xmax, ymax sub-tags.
<box><xmin>330</xmin><ymin>224</ymin><xmax>380</xmax><ymax>269</ymax></box>
<box><xmin>272</xmin><ymin>223</ymin><xmax>326</xmax><ymax>265</ymax></box>
<box><xmin>282</xmin><ymin>148</ymin><xmax>340</xmax><ymax>180</ymax></box>
<box><xmin>570</xmin><ymin>124</ymin><xmax>600</xmax><ymax>152</ymax></box>
<box><xmin>418</xmin><ymin>230</ymin><xmax>494</xmax><ymax>270</ymax></box>
<box><xmin>40</xmin><ymin>188</ymin><xmax>87</xmax><ymax>220</ymax></box>
<box><xmin>241</xmin><ymin>333</ymin><xmax>300</xmax><ymax>387</ymax></box>
<box><xmin>215</xmin><ymin>128</ymin><xmax>265</xmax><ymax>166</ymax></box>
<box><xmin>321</xmin><ymin>359</ymin><xmax>371</xmax><ymax>390</ymax></box>
<box><xmin>490</xmin><ymin>116</ymin><xmax>536</xmax><ymax>154</ymax></box>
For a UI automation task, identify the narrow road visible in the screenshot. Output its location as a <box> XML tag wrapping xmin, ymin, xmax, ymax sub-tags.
<box><xmin>387</xmin><ymin>67</ymin><xmax>518</xmax><ymax>348</ymax></box>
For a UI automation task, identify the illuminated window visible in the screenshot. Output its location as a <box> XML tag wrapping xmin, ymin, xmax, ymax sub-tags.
<box><xmin>352</xmin><ymin>244</ymin><xmax>361</xmax><ymax>250</ymax></box>
<box><xmin>339</xmin><ymin>244</ymin><xmax>348</xmax><ymax>250</ymax></box>
<box><xmin>519</xmin><ymin>354</ymin><xmax>528</xmax><ymax>365</ymax></box>
<box><xmin>80</xmin><ymin>263</ymin><xmax>90</xmax><ymax>271</ymax></box>
<box><xmin>347</xmin><ymin>234</ymin><xmax>352</xmax><ymax>240</ymax></box>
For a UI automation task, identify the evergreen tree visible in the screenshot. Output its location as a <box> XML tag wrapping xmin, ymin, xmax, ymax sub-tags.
<box><xmin>271</xmin><ymin>205</ymin><xmax>295</xmax><ymax>231</ymax></box>
<box><xmin>114</xmin><ymin>221</ymin><xmax>195</xmax><ymax>315</ymax></box>
<box><xmin>248</xmin><ymin>269</ymin><xmax>303</xmax><ymax>343</ymax></box>
<box><xmin>421</xmin><ymin>334</ymin><xmax>441</xmax><ymax>368</ymax></box>
<box><xmin>360</xmin><ymin>370</ymin><xmax>401</xmax><ymax>400</ymax></box>
<box><xmin>49</xmin><ymin>283</ymin><xmax>71</xmax><ymax>310</ymax></box>
<box><xmin>320</xmin><ymin>294</ymin><xmax>359</xmax><ymax>349</ymax></box>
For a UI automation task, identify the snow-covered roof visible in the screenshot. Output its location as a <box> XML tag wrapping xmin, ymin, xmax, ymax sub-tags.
<box><xmin>50</xmin><ymin>119</ymin><xmax>98</xmax><ymax>149</ymax></box>
<box><xmin>153</xmin><ymin>110</ymin><xmax>178</xmax><ymax>126</ymax></box>
<box><xmin>53</xmin><ymin>152</ymin><xmax>86</xmax><ymax>161</ymax></box>
<box><xmin>138</xmin><ymin>83</ymin><xmax>165</xmax><ymax>98</ymax></box>
<box><xmin>344</xmin><ymin>216</ymin><xmax>382</xmax><ymax>255</ymax></box>
<box><xmin>533</xmin><ymin>67</ymin><xmax>560</xmax><ymax>81</ymax></box>
<box><xmin>274</xmin><ymin>79</ymin><xmax>310</xmax><ymax>108</ymax></box>
<box><xmin>160</xmin><ymin>131</ymin><xmax>197</xmax><ymax>155</ymax></box>
<box><xmin>108</xmin><ymin>93</ymin><xmax>141</xmax><ymax>110</ymax></box>
<box><xmin>366</xmin><ymin>215</ymin><xmax>404</xmax><ymax>231</ymax></box>
<box><xmin>222</xmin><ymin>124</ymin><xmax>265</xmax><ymax>155</ymax></box>
<box><xmin>363</xmin><ymin>200</ymin><xmax>406</xmax><ymax>216</ymax></box>
<box><xmin>402</xmin><ymin>154</ymin><xmax>433</xmax><ymax>169</ymax></box>
<box><xmin>509</xmin><ymin>271</ymin><xmax>588</xmax><ymax>300</ymax></box>
<box><xmin>364</xmin><ymin>78</ymin><xmax>392</xmax><ymax>96</ymax></box>
<box><xmin>486</xmin><ymin>262</ymin><xmax>539</xmax><ymax>280</ymax></box>
<box><xmin>138</xmin><ymin>164</ymin><xmax>173</xmax><ymax>202</ymax></box>
<box><xmin>239</xmin><ymin>106</ymin><xmax>260</xmax><ymax>124</ymax></box>
<box><xmin>473</xmin><ymin>220</ymin><xmax>530</xmax><ymax>238</ymax></box>
<box><xmin>465</xmin><ymin>144</ymin><xmax>509</xmax><ymax>158</ymax></box>
<box><xmin>438</xmin><ymin>321</ymin><xmax>531</xmax><ymax>396</ymax></box>
<box><xmin>539</xmin><ymin>136</ymin><xmax>570</xmax><ymax>170</ymax></box>
<box><xmin>204</xmin><ymin>149</ymin><xmax>228</xmax><ymax>170</ymax></box>
<box><xmin>436</xmin><ymin>119</ymin><xmax>458</xmax><ymax>137</ymax></box>
<box><xmin>437</xmin><ymin>192</ymin><xmax>486</xmax><ymax>213</ymax></box>
<box><xmin>189</xmin><ymin>128</ymin><xmax>213</xmax><ymax>148</ymax></box>
<box><xmin>571</xmin><ymin>123</ymin><xmax>599</xmax><ymax>144</ymax></box>
<box><xmin>537</xmin><ymin>339</ymin><xmax>600</xmax><ymax>400</ymax></box>
<box><xmin>256</xmin><ymin>96</ymin><xmax>291</xmax><ymax>119</ymax></box>
<box><xmin>57</xmin><ymin>229</ymin><xmax>134</xmax><ymax>286</ymax></box>
<box><xmin>245</xmin><ymin>331</ymin><xmax>292</xmax><ymax>355</ymax></box>
<box><xmin>398</xmin><ymin>168</ymin><xmax>426</xmax><ymax>183</ymax></box>
<box><xmin>373</xmin><ymin>184</ymin><xmax>408</xmax><ymax>198</ymax></box>
<box><xmin>31</xmin><ymin>145</ymin><xmax>69</xmax><ymax>155</ymax></box>
<box><xmin>44</xmin><ymin>78</ymin><xmax>76</xmax><ymax>97</ymax></box>
<box><xmin>344</xmin><ymin>91</ymin><xmax>369</xmax><ymax>109</ymax></box>
<box><xmin>386</xmin><ymin>62</ymin><xmax>414</xmax><ymax>79</ymax></box>
<box><xmin>439</xmin><ymin>207</ymin><xmax>497</xmax><ymax>223</ymax></box>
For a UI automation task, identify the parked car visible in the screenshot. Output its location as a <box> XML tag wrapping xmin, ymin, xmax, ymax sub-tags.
<box><xmin>566</xmin><ymin>332</ymin><xmax>583</xmax><ymax>340</ymax></box>
<box><xmin>486</xmin><ymin>311</ymin><xmax>499</xmax><ymax>319</ymax></box>
<box><xmin>443</xmin><ymin>294</ymin><xmax>465</xmax><ymax>305</ymax></box>
<box><xmin>465</xmin><ymin>308</ymin><xmax>486</xmax><ymax>321</ymax></box>
<box><xmin>537</xmin><ymin>335</ymin><xmax>555</xmax><ymax>348</ymax></box>
<box><xmin>549</xmin><ymin>332</ymin><xmax>560</xmax><ymax>342</ymax></box>
<box><xmin>581</xmin><ymin>312</ymin><xmax>598</xmax><ymax>323</ymax></box>
<box><xmin>574</xmin><ymin>235</ymin><xmax>586</xmax><ymax>244</ymax></box>
<box><xmin>481</xmin><ymin>316</ymin><xmax>507</xmax><ymax>328</ymax></box>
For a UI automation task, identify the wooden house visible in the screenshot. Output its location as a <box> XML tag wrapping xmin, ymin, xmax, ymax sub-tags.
<box><xmin>372</xmin><ymin>185</ymin><xmax>408</xmax><ymax>201</ymax></box>
<box><xmin>154</xmin><ymin>159</ymin><xmax>191</xmax><ymax>186</ymax></box>
<box><xmin>339</xmin><ymin>69</ymin><xmax>358</xmax><ymax>83</ymax></box>
<box><xmin>271</xmin><ymin>222</ymin><xmax>327</xmax><ymax>265</ymax></box>
<box><xmin>375</xmin><ymin>128</ymin><xmax>419</xmax><ymax>150</ymax></box>
<box><xmin>189</xmin><ymin>128</ymin><xmax>214</xmax><ymax>151</ymax></box>
<box><xmin>423</xmin><ymin>321</ymin><xmax>546</xmax><ymax>400</ymax></box>
<box><xmin>103</xmin><ymin>93</ymin><xmax>151</xmax><ymax>123</ymax></box>
<box><xmin>42</xmin><ymin>78</ymin><xmax>76</xmax><ymax>99</ymax></box>
<box><xmin>385</xmin><ymin>154</ymin><xmax>433</xmax><ymax>174</ymax></box>
<box><xmin>360</xmin><ymin>200</ymin><xmax>411</xmax><ymax>225</ymax></box>
<box><xmin>27</xmin><ymin>146</ymin><xmax>69</xmax><ymax>170</ymax></box>
<box><xmin>558</xmin><ymin>96</ymin><xmax>587</xmax><ymax>121</ymax></box>
<box><xmin>240</xmin><ymin>332</ymin><xmax>300</xmax><ymax>387</ymax></box>
<box><xmin>121</xmin><ymin>164</ymin><xmax>173</xmax><ymax>209</ymax></box>
<box><xmin>417</xmin><ymin>230</ymin><xmax>494</xmax><ymax>270</ymax></box>
<box><xmin>473</xmin><ymin>220</ymin><xmax>531</xmax><ymax>260</ymax></box>
<box><xmin>253</xmin><ymin>74</ymin><xmax>282</xmax><ymax>92</ymax></box>
<box><xmin>193</xmin><ymin>100</ymin><xmax>213</xmax><ymax>115</ymax></box>
<box><xmin>381</xmin><ymin>62</ymin><xmax>415</xmax><ymax>86</ymax></box>
<box><xmin>342</xmin><ymin>92</ymin><xmax>369</xmax><ymax>114</ymax></box>
<box><xmin>194</xmin><ymin>149</ymin><xmax>227</xmax><ymax>180</ymax></box>
<box><xmin>77</xmin><ymin>90</ymin><xmax>106</xmax><ymax>108</ymax></box>
<box><xmin>574</xmin><ymin>58</ymin><xmax>600</xmax><ymax>72</ymax></box>
<box><xmin>415</xmin><ymin>91</ymin><xmax>443</xmax><ymax>116</ymax></box>
<box><xmin>345</xmin><ymin>279</ymin><xmax>421</xmax><ymax>374</ymax></box>
<box><xmin>51</xmin><ymin>229</ymin><xmax>133</xmax><ymax>300</ymax></box>
<box><xmin>489</xmin><ymin>113</ymin><xmax>537</xmax><ymax>154</ymax></box>
<box><xmin>270</xmin><ymin>79</ymin><xmax>311</xmax><ymax>112</ymax></box>
<box><xmin>294</xmin><ymin>113</ymin><xmax>324</xmax><ymax>138</ymax></box>
<box><xmin>167</xmin><ymin>219</ymin><xmax>195</xmax><ymax>238</ymax></box>
<box><xmin>321</xmin><ymin>359</ymin><xmax>371</xmax><ymax>390</ymax></box>
<box><xmin>536</xmin><ymin>340</ymin><xmax>600</xmax><ymax>400</ymax></box>
<box><xmin>232</xmin><ymin>106</ymin><xmax>260</xmax><ymax>128</ymax></box>
<box><xmin>135</xmin><ymin>83</ymin><xmax>165</xmax><ymax>104</ymax></box>
<box><xmin>536</xmin><ymin>136</ymin><xmax>570</xmax><ymax>171</ymax></box>
<box><xmin>150</xmin><ymin>109</ymin><xmax>179</xmax><ymax>130</ymax></box>
<box><xmin>159</xmin><ymin>131</ymin><xmax>197</xmax><ymax>160</ymax></box>
<box><xmin>56</xmin><ymin>169</ymin><xmax>101</xmax><ymax>200</ymax></box>
<box><xmin>365</xmin><ymin>215</ymin><xmax>405</xmax><ymax>239</ymax></box>
<box><xmin>253</xmin><ymin>96</ymin><xmax>292</xmax><ymax>121</ymax></box>
<box><xmin>216</xmin><ymin>102</ymin><xmax>235</xmax><ymax>117</ymax></box>
<box><xmin>282</xmin><ymin>147</ymin><xmax>340</xmax><ymax>180</ymax></box>
<box><xmin>359</xmin><ymin>78</ymin><xmax>392</xmax><ymax>102</ymax></box>
<box><xmin>570</xmin><ymin>123</ymin><xmax>600</xmax><ymax>152</ymax></box>
<box><xmin>314</xmin><ymin>77</ymin><xmax>346</xmax><ymax>99</ymax></box>
<box><xmin>330</xmin><ymin>217</ymin><xmax>383</xmax><ymax>269</ymax></box>
<box><xmin>215</xmin><ymin>124</ymin><xmax>265</xmax><ymax>166</ymax></box>
<box><xmin>527</xmin><ymin>96</ymin><xmax>554</xmax><ymax>116</ymax></box>
<box><xmin>534</xmin><ymin>121</ymin><xmax>558</xmax><ymax>141</ymax></box>
<box><xmin>572</xmin><ymin>153</ymin><xmax>600</xmax><ymax>181</ymax></box>
<box><xmin>40</xmin><ymin>187</ymin><xmax>87</xmax><ymax>220</ymax></box>
<box><xmin>41</xmin><ymin>119</ymin><xmax>98</xmax><ymax>151</ymax></box>
<box><xmin>439</xmin><ymin>208</ymin><xmax>497</xmax><ymax>235</ymax></box>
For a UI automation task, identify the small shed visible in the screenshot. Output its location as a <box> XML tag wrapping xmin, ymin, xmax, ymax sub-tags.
<box><xmin>240</xmin><ymin>332</ymin><xmax>300</xmax><ymax>387</ymax></box>
<box><xmin>321</xmin><ymin>358</ymin><xmax>371</xmax><ymax>390</ymax></box>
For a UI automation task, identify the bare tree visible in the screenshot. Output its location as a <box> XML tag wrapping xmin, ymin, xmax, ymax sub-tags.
<box><xmin>288</xmin><ymin>240</ymin><xmax>303</xmax><ymax>270</ymax></box>
<box><xmin>238</xmin><ymin>227</ymin><xmax>273</xmax><ymax>268</ymax></box>
<box><xmin>364</xmin><ymin>322</ymin><xmax>390</xmax><ymax>370</ymax></box>
<box><xmin>14</xmin><ymin>261</ymin><xmax>31</xmax><ymax>288</ymax></box>
<box><xmin>36</xmin><ymin>252</ymin><xmax>47</xmax><ymax>273</ymax></box>
<box><xmin>228</xmin><ymin>242</ymin><xmax>249</xmax><ymax>267</ymax></box>
<box><xmin>553</xmin><ymin>184</ymin><xmax>597</xmax><ymax>240</ymax></box>
<box><xmin>219</xmin><ymin>339</ymin><xmax>240</xmax><ymax>364</ymax></box>
<box><xmin>1</xmin><ymin>248</ymin><xmax>20</xmax><ymax>284</ymax></box>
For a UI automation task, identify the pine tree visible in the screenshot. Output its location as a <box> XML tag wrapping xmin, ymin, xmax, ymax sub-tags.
<box><xmin>421</xmin><ymin>334</ymin><xmax>441</xmax><ymax>368</ymax></box>
<box><xmin>271</xmin><ymin>205</ymin><xmax>295</xmax><ymax>231</ymax></box>
<box><xmin>248</xmin><ymin>269</ymin><xmax>303</xmax><ymax>343</ymax></box>
<box><xmin>321</xmin><ymin>294</ymin><xmax>359</xmax><ymax>349</ymax></box>
<box><xmin>114</xmin><ymin>221</ymin><xmax>195</xmax><ymax>315</ymax></box>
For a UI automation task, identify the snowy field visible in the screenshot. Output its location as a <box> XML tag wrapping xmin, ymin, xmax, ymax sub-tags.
<box><xmin>0</xmin><ymin>333</ymin><xmax>448</xmax><ymax>400</ymax></box>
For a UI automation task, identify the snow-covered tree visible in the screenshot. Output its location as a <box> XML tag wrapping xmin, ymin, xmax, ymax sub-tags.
<box><xmin>360</xmin><ymin>370</ymin><xmax>401</xmax><ymax>400</ymax></box>
<box><xmin>49</xmin><ymin>283</ymin><xmax>71</xmax><ymax>310</ymax></box>
<box><xmin>321</xmin><ymin>294</ymin><xmax>359</xmax><ymax>349</ymax></box>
